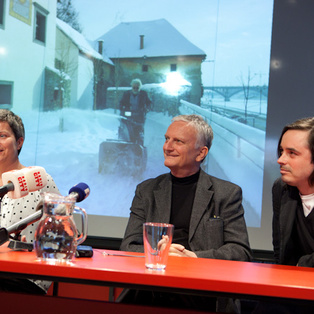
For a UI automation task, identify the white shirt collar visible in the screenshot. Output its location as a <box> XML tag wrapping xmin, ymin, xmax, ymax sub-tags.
<box><xmin>300</xmin><ymin>193</ymin><xmax>314</xmax><ymax>217</ymax></box>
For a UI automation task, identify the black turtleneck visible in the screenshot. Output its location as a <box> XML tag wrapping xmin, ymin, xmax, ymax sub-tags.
<box><xmin>170</xmin><ymin>170</ymin><xmax>200</xmax><ymax>250</ymax></box>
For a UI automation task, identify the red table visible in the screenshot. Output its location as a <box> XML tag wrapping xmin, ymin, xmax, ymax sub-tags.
<box><xmin>0</xmin><ymin>245</ymin><xmax>314</xmax><ymax>310</ymax></box>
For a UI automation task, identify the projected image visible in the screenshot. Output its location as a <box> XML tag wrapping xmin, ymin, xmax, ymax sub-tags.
<box><xmin>0</xmin><ymin>0</ymin><xmax>273</xmax><ymax>230</ymax></box>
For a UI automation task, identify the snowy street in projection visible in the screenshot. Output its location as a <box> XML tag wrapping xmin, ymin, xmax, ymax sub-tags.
<box><xmin>17</xmin><ymin>94</ymin><xmax>266</xmax><ymax>228</ymax></box>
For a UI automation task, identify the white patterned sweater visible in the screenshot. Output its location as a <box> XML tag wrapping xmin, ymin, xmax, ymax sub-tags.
<box><xmin>0</xmin><ymin>173</ymin><xmax>60</xmax><ymax>292</ymax></box>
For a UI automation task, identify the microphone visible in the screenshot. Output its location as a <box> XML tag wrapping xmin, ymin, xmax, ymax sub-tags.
<box><xmin>23</xmin><ymin>166</ymin><xmax>47</xmax><ymax>192</ymax></box>
<box><xmin>6</xmin><ymin>201</ymin><xmax>43</xmax><ymax>234</ymax></box>
<box><xmin>0</xmin><ymin>169</ymin><xmax>28</xmax><ymax>198</ymax></box>
<box><xmin>68</xmin><ymin>182</ymin><xmax>90</xmax><ymax>202</ymax></box>
<box><xmin>0</xmin><ymin>201</ymin><xmax>43</xmax><ymax>246</ymax></box>
<box><xmin>1</xmin><ymin>166</ymin><xmax>47</xmax><ymax>199</ymax></box>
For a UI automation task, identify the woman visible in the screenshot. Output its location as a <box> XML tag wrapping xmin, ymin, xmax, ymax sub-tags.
<box><xmin>0</xmin><ymin>109</ymin><xmax>59</xmax><ymax>294</ymax></box>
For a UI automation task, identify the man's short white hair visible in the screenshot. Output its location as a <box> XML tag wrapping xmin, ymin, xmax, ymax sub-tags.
<box><xmin>172</xmin><ymin>114</ymin><xmax>214</xmax><ymax>150</ymax></box>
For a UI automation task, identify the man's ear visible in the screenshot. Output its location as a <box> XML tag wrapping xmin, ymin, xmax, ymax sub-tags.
<box><xmin>196</xmin><ymin>146</ymin><xmax>209</xmax><ymax>162</ymax></box>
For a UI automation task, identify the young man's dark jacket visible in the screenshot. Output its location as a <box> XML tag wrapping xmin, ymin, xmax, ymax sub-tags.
<box><xmin>273</xmin><ymin>178</ymin><xmax>314</xmax><ymax>267</ymax></box>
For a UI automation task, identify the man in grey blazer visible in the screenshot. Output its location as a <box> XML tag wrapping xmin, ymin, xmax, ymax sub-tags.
<box><xmin>273</xmin><ymin>117</ymin><xmax>314</xmax><ymax>267</ymax></box>
<box><xmin>121</xmin><ymin>165</ymin><xmax>251</xmax><ymax>261</ymax></box>
<box><xmin>120</xmin><ymin>114</ymin><xmax>251</xmax><ymax>260</ymax></box>
<box><xmin>119</xmin><ymin>114</ymin><xmax>251</xmax><ymax>312</ymax></box>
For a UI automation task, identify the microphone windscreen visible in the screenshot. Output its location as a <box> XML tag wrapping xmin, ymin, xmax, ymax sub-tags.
<box><xmin>23</xmin><ymin>166</ymin><xmax>47</xmax><ymax>191</ymax></box>
<box><xmin>69</xmin><ymin>182</ymin><xmax>90</xmax><ymax>202</ymax></box>
<box><xmin>2</xmin><ymin>169</ymin><xmax>29</xmax><ymax>199</ymax></box>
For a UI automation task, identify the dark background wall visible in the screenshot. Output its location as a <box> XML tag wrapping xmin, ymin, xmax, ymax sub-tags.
<box><xmin>253</xmin><ymin>0</ymin><xmax>314</xmax><ymax>254</ymax></box>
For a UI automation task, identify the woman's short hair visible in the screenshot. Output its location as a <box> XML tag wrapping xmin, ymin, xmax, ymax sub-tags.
<box><xmin>0</xmin><ymin>109</ymin><xmax>25</xmax><ymax>155</ymax></box>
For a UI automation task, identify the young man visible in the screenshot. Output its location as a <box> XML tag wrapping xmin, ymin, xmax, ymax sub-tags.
<box><xmin>119</xmin><ymin>114</ymin><xmax>251</xmax><ymax>312</ymax></box>
<box><xmin>273</xmin><ymin>117</ymin><xmax>314</xmax><ymax>267</ymax></box>
<box><xmin>252</xmin><ymin>117</ymin><xmax>314</xmax><ymax>314</ymax></box>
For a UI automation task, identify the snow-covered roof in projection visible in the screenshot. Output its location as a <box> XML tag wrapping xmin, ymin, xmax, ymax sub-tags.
<box><xmin>96</xmin><ymin>19</ymin><xmax>206</xmax><ymax>59</ymax></box>
<box><xmin>56</xmin><ymin>18</ymin><xmax>113</xmax><ymax>65</ymax></box>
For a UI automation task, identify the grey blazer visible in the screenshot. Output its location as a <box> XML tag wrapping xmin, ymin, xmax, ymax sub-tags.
<box><xmin>272</xmin><ymin>178</ymin><xmax>314</xmax><ymax>267</ymax></box>
<box><xmin>120</xmin><ymin>170</ymin><xmax>252</xmax><ymax>261</ymax></box>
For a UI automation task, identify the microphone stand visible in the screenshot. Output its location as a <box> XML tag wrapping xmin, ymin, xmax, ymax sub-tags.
<box><xmin>8</xmin><ymin>239</ymin><xmax>34</xmax><ymax>251</ymax></box>
<box><xmin>0</xmin><ymin>227</ymin><xmax>34</xmax><ymax>251</ymax></box>
<box><xmin>0</xmin><ymin>209</ymin><xmax>43</xmax><ymax>251</ymax></box>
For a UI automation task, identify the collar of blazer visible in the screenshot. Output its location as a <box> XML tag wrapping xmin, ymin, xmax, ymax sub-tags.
<box><xmin>153</xmin><ymin>170</ymin><xmax>214</xmax><ymax>240</ymax></box>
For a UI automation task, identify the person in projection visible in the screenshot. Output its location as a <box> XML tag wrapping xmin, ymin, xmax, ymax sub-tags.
<box><xmin>119</xmin><ymin>78</ymin><xmax>151</xmax><ymax>145</ymax></box>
